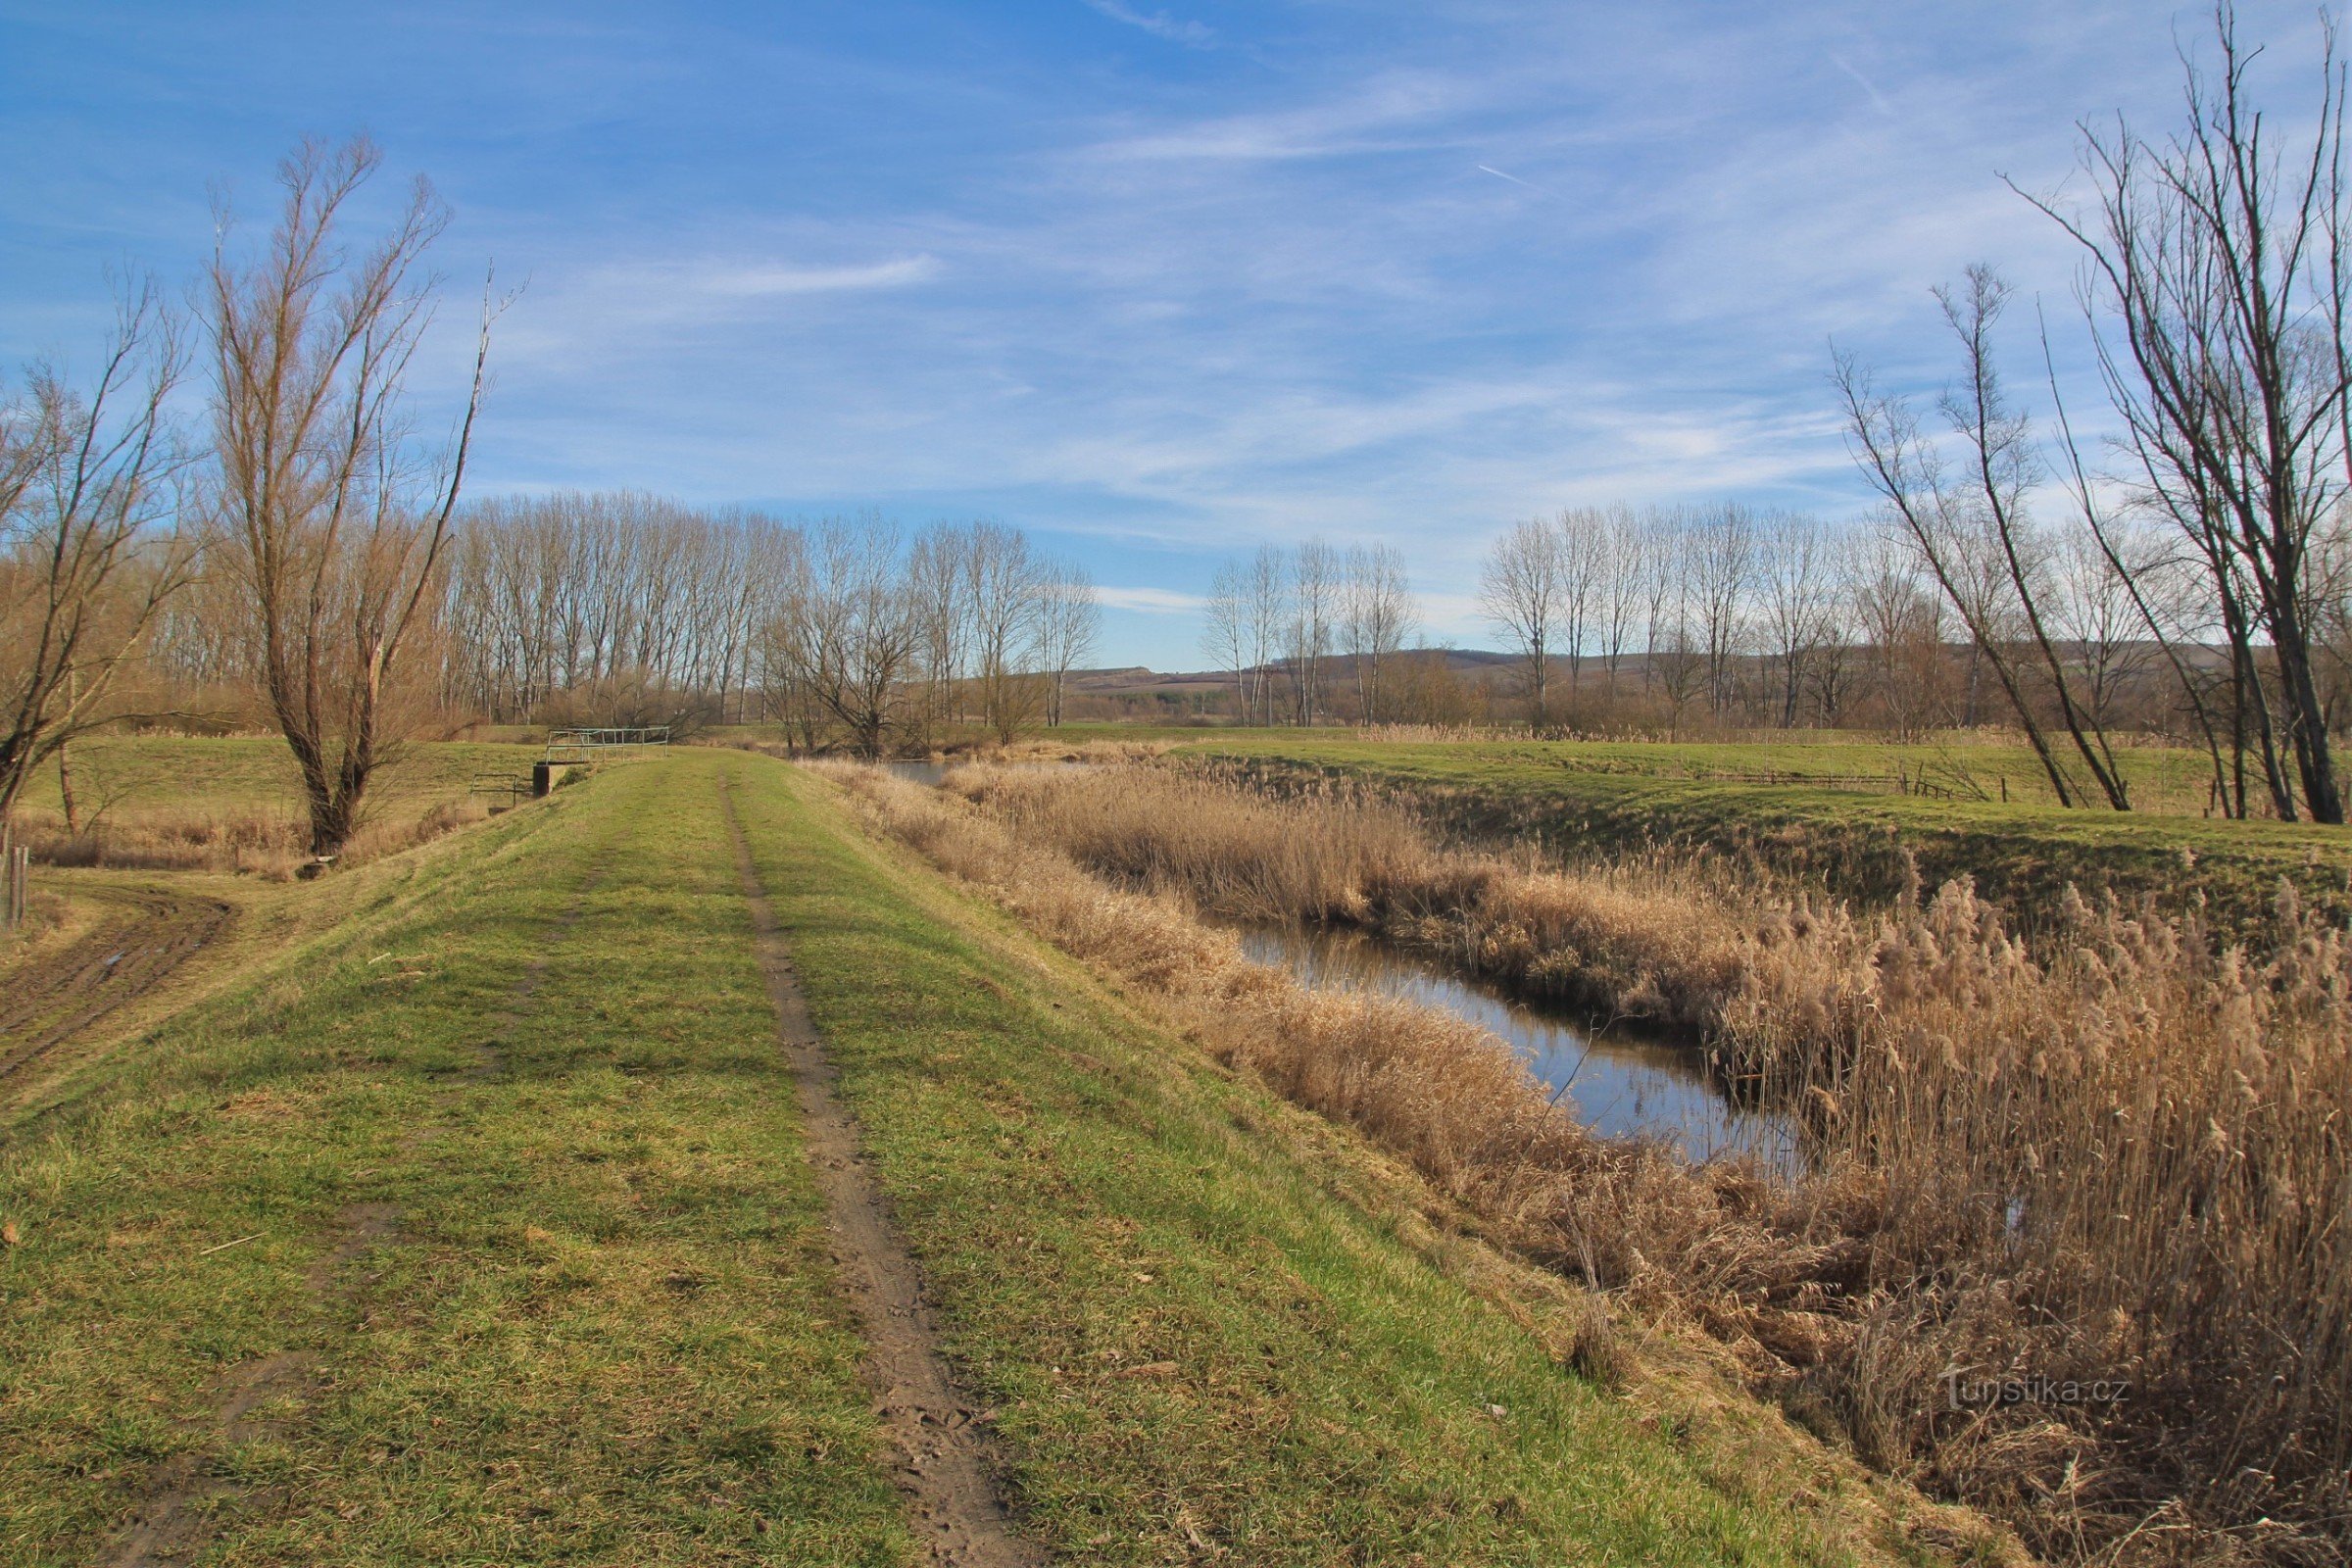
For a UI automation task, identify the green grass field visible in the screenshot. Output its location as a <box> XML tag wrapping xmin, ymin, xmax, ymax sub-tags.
<box><xmin>1177</xmin><ymin>735</ymin><xmax>2352</xmax><ymax>937</ymax></box>
<box><xmin>15</xmin><ymin>736</ymin><xmax>545</xmax><ymax>822</ymax></box>
<box><xmin>0</xmin><ymin>748</ymin><xmax>1955</xmax><ymax>1565</ymax></box>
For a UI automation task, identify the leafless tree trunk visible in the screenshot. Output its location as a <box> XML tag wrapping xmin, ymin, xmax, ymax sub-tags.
<box><xmin>1340</xmin><ymin>543</ymin><xmax>1414</xmax><ymax>723</ymax></box>
<box><xmin>204</xmin><ymin>138</ymin><xmax>497</xmax><ymax>858</ymax></box>
<box><xmin>1288</xmin><ymin>541</ymin><xmax>1337</xmax><ymax>724</ymax></box>
<box><xmin>767</xmin><ymin>513</ymin><xmax>916</xmax><ymax>759</ymax></box>
<box><xmin>1837</xmin><ymin>314</ymin><xmax>2109</xmax><ymax>807</ymax></box>
<box><xmin>1759</xmin><ymin>512</ymin><xmax>1836</xmax><ymax>726</ymax></box>
<box><xmin>1202</xmin><ymin>563</ymin><xmax>1248</xmax><ymax>723</ymax></box>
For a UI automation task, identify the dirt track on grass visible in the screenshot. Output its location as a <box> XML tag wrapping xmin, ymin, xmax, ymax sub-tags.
<box><xmin>0</xmin><ymin>883</ymin><xmax>234</xmax><ymax>1081</ymax></box>
<box><xmin>722</xmin><ymin>787</ymin><xmax>1042</xmax><ymax>1568</ymax></box>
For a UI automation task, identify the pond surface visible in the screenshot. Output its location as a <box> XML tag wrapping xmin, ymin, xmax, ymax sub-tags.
<box><xmin>1225</xmin><ymin>919</ymin><xmax>1798</xmax><ymax>1170</ymax></box>
<box><xmin>884</xmin><ymin>760</ymin><xmax>949</xmax><ymax>786</ymax></box>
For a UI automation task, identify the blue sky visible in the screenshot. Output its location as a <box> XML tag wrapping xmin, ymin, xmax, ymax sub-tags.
<box><xmin>2</xmin><ymin>1</ymin><xmax>2331</xmax><ymax>666</ymax></box>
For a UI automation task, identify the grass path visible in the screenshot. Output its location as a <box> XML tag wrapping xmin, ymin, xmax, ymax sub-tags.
<box><xmin>4</xmin><ymin>750</ymin><xmax>1946</xmax><ymax>1564</ymax></box>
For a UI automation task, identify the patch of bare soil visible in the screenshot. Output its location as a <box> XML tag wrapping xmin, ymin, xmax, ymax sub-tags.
<box><xmin>0</xmin><ymin>884</ymin><xmax>234</xmax><ymax>1080</ymax></box>
<box><xmin>721</xmin><ymin>787</ymin><xmax>1041</xmax><ymax>1568</ymax></box>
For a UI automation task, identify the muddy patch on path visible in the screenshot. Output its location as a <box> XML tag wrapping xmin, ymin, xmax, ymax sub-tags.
<box><xmin>0</xmin><ymin>885</ymin><xmax>234</xmax><ymax>1082</ymax></box>
<box><xmin>721</xmin><ymin>786</ymin><xmax>1041</xmax><ymax>1568</ymax></box>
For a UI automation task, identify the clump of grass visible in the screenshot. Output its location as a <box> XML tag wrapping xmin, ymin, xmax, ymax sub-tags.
<box><xmin>841</xmin><ymin>760</ymin><xmax>2352</xmax><ymax>1566</ymax></box>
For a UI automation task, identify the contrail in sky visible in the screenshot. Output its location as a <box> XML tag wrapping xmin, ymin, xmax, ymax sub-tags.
<box><xmin>1476</xmin><ymin>163</ymin><xmax>1549</xmax><ymax>193</ymax></box>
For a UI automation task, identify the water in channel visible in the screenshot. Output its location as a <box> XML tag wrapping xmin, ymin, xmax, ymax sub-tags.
<box><xmin>1225</xmin><ymin>919</ymin><xmax>1799</xmax><ymax>1172</ymax></box>
<box><xmin>879</xmin><ymin>757</ymin><xmax>1796</xmax><ymax>1171</ymax></box>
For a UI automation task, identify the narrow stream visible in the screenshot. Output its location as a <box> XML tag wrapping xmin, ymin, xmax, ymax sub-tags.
<box><xmin>880</xmin><ymin>757</ymin><xmax>1797</xmax><ymax>1170</ymax></box>
<box><xmin>1221</xmin><ymin>920</ymin><xmax>1797</xmax><ymax>1171</ymax></box>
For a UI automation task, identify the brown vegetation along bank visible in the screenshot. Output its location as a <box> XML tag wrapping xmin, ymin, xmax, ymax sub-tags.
<box><xmin>847</xmin><ymin>760</ymin><xmax>2350</xmax><ymax>1567</ymax></box>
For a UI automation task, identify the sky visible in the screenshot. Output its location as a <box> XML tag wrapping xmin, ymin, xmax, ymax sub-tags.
<box><xmin>1</xmin><ymin>1</ymin><xmax>2336</xmax><ymax>667</ymax></box>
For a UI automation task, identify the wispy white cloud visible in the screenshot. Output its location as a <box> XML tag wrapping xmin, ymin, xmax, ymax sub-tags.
<box><xmin>1082</xmin><ymin>0</ymin><xmax>1214</xmax><ymax>50</ymax></box>
<box><xmin>1093</xmin><ymin>585</ymin><xmax>1206</xmax><ymax>613</ymax></box>
<box><xmin>1475</xmin><ymin>163</ymin><xmax>1549</xmax><ymax>193</ymax></box>
<box><xmin>688</xmin><ymin>256</ymin><xmax>942</xmax><ymax>296</ymax></box>
<box><xmin>1829</xmin><ymin>53</ymin><xmax>1896</xmax><ymax>117</ymax></box>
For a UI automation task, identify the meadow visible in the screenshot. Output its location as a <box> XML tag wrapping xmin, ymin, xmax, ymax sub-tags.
<box><xmin>1178</xmin><ymin>733</ymin><xmax>2352</xmax><ymax>937</ymax></box>
<box><xmin>9</xmin><ymin>736</ymin><xmax>546</xmax><ymax>878</ymax></box>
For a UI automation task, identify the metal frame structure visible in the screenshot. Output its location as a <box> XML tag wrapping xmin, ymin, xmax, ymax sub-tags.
<box><xmin>541</xmin><ymin>726</ymin><xmax>673</xmax><ymax>765</ymax></box>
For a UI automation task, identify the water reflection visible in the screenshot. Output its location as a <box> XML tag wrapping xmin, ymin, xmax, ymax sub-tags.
<box><xmin>1227</xmin><ymin>920</ymin><xmax>1797</xmax><ymax>1171</ymax></box>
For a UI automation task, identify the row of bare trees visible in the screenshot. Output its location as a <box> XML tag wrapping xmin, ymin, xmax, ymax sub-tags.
<box><xmin>759</xmin><ymin>513</ymin><xmax>1100</xmax><ymax>756</ymax></box>
<box><xmin>1462</xmin><ymin>493</ymin><xmax>2312</xmax><ymax>770</ymax></box>
<box><xmin>9</xmin><ymin>135</ymin><xmax>1102</xmax><ymax>861</ymax></box>
<box><xmin>1200</xmin><ymin>542</ymin><xmax>1418</xmax><ymax>724</ymax></box>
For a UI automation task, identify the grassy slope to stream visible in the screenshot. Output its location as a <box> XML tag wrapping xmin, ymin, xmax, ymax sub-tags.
<box><xmin>5</xmin><ymin>749</ymin><xmax>1958</xmax><ymax>1565</ymax></box>
<box><xmin>1189</xmin><ymin>736</ymin><xmax>2352</xmax><ymax>934</ymax></box>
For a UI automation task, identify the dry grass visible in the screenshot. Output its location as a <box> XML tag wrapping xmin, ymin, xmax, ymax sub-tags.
<box><xmin>13</xmin><ymin>799</ymin><xmax>493</xmax><ymax>879</ymax></box>
<box><xmin>844</xmin><ymin>760</ymin><xmax>2351</xmax><ymax>1568</ymax></box>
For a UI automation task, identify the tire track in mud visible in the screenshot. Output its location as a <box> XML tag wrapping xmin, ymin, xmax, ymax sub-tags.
<box><xmin>93</xmin><ymin>854</ymin><xmax>612</xmax><ymax>1567</ymax></box>
<box><xmin>721</xmin><ymin>784</ymin><xmax>1042</xmax><ymax>1568</ymax></box>
<box><xmin>0</xmin><ymin>884</ymin><xmax>234</xmax><ymax>1082</ymax></box>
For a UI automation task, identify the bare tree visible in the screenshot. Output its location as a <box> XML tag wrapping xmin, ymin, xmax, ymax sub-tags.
<box><xmin>1035</xmin><ymin>561</ymin><xmax>1100</xmax><ymax>728</ymax></box>
<box><xmin>1288</xmin><ymin>540</ymin><xmax>1338</xmax><ymax>723</ymax></box>
<box><xmin>1836</xmin><ymin>269</ymin><xmax>2132</xmax><ymax>808</ymax></box>
<box><xmin>1594</xmin><ymin>505</ymin><xmax>1647</xmax><ymax>700</ymax></box>
<box><xmin>1340</xmin><ymin>543</ymin><xmax>1415</xmax><ymax>723</ymax></box>
<box><xmin>2018</xmin><ymin>4</ymin><xmax>2348</xmax><ymax>818</ymax></box>
<box><xmin>1554</xmin><ymin>509</ymin><xmax>1604</xmax><ymax>707</ymax></box>
<box><xmin>1</xmin><ymin>285</ymin><xmax>192</xmax><ymax>826</ymax></box>
<box><xmin>1202</xmin><ymin>562</ymin><xmax>1248</xmax><ymax>722</ymax></box>
<box><xmin>204</xmin><ymin>138</ymin><xmax>497</xmax><ymax>858</ymax></box>
<box><xmin>767</xmin><ymin>513</ymin><xmax>917</xmax><ymax>758</ymax></box>
<box><xmin>1245</xmin><ymin>545</ymin><xmax>1286</xmax><ymax>725</ymax></box>
<box><xmin>966</xmin><ymin>521</ymin><xmax>1045</xmax><ymax>743</ymax></box>
<box><xmin>1480</xmin><ymin>515</ymin><xmax>1564</xmax><ymax>728</ymax></box>
<box><xmin>1758</xmin><ymin>511</ymin><xmax>1837</xmax><ymax>726</ymax></box>
<box><xmin>1851</xmin><ymin>531</ymin><xmax>1951</xmax><ymax>740</ymax></box>
<box><xmin>1689</xmin><ymin>504</ymin><xmax>1755</xmax><ymax>718</ymax></box>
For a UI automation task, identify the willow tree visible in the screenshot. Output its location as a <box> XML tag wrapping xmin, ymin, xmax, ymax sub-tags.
<box><xmin>204</xmin><ymin>138</ymin><xmax>495</xmax><ymax>858</ymax></box>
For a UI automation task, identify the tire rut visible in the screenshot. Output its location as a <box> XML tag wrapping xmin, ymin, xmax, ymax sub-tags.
<box><xmin>0</xmin><ymin>884</ymin><xmax>234</xmax><ymax>1081</ymax></box>
<box><xmin>721</xmin><ymin>786</ymin><xmax>1042</xmax><ymax>1568</ymax></box>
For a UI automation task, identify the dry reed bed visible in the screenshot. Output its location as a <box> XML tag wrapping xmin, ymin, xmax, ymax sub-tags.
<box><xmin>845</xmin><ymin>760</ymin><xmax>2349</xmax><ymax>1567</ymax></box>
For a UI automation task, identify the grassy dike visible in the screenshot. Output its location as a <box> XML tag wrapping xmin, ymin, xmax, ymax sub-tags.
<box><xmin>5</xmin><ymin>750</ymin><xmax>1947</xmax><ymax>1564</ymax></box>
